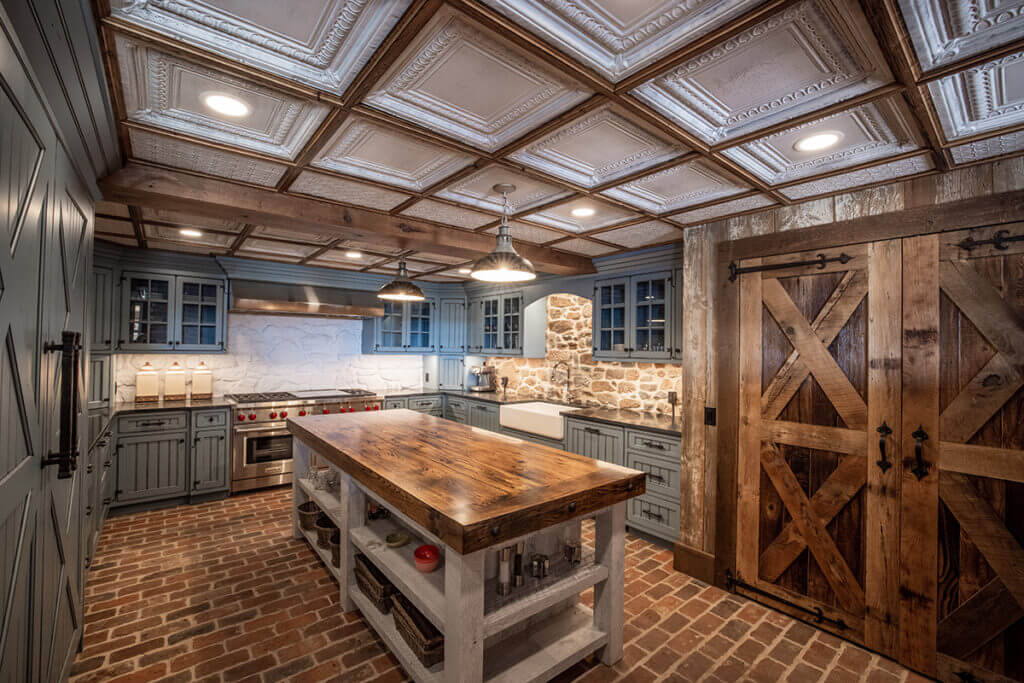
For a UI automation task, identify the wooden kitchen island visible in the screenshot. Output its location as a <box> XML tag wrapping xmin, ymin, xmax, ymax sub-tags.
<box><xmin>288</xmin><ymin>409</ymin><xmax>646</xmax><ymax>683</ymax></box>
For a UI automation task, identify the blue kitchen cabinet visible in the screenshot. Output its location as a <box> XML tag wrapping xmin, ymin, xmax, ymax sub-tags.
<box><xmin>439</xmin><ymin>357</ymin><xmax>464</xmax><ymax>390</ymax></box>
<box><xmin>467</xmin><ymin>293</ymin><xmax>522</xmax><ymax>356</ymax></box>
<box><xmin>437</xmin><ymin>297</ymin><xmax>466</xmax><ymax>353</ymax></box>
<box><xmin>593</xmin><ymin>272</ymin><xmax>673</xmax><ymax>362</ymax></box>
<box><xmin>119</xmin><ymin>272</ymin><xmax>226</xmax><ymax>353</ymax></box>
<box><xmin>370</xmin><ymin>299</ymin><xmax>436</xmax><ymax>353</ymax></box>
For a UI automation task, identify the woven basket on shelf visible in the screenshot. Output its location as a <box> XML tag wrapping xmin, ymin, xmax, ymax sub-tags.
<box><xmin>354</xmin><ymin>554</ymin><xmax>396</xmax><ymax>614</ymax></box>
<box><xmin>330</xmin><ymin>530</ymin><xmax>341</xmax><ymax>568</ymax></box>
<box><xmin>391</xmin><ymin>593</ymin><xmax>443</xmax><ymax>668</ymax></box>
<box><xmin>314</xmin><ymin>513</ymin><xmax>335</xmax><ymax>549</ymax></box>
<box><xmin>297</xmin><ymin>501</ymin><xmax>319</xmax><ymax>531</ymax></box>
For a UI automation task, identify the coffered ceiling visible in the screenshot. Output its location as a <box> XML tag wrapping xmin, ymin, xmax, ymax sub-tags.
<box><xmin>93</xmin><ymin>0</ymin><xmax>1024</xmax><ymax>278</ymax></box>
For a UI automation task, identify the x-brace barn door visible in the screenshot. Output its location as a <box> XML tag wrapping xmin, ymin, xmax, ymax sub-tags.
<box><xmin>734</xmin><ymin>241</ymin><xmax>902</xmax><ymax>656</ymax></box>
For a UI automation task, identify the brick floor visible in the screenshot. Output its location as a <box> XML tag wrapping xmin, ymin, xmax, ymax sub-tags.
<box><xmin>72</xmin><ymin>488</ymin><xmax>927</xmax><ymax>683</ymax></box>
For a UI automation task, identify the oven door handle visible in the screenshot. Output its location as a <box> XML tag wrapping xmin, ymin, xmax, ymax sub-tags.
<box><xmin>234</xmin><ymin>425</ymin><xmax>289</xmax><ymax>436</ymax></box>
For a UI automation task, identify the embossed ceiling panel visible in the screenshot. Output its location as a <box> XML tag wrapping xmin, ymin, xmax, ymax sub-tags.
<box><xmin>632</xmin><ymin>0</ymin><xmax>892</xmax><ymax>144</ymax></box>
<box><xmin>288</xmin><ymin>171</ymin><xmax>410</xmax><ymax>210</ymax></box>
<box><xmin>601</xmin><ymin>158</ymin><xmax>747</xmax><ymax>212</ymax></box>
<box><xmin>109</xmin><ymin>0</ymin><xmax>412</xmax><ymax>93</ymax></box>
<box><xmin>720</xmin><ymin>97</ymin><xmax>923</xmax><ymax>184</ymax></box>
<box><xmin>312</xmin><ymin>115</ymin><xmax>475</xmax><ymax>191</ymax></box>
<box><xmin>897</xmin><ymin>0</ymin><xmax>1024</xmax><ymax>73</ymax></box>
<box><xmin>312</xmin><ymin>249</ymin><xmax>371</xmax><ymax>266</ymax></box>
<box><xmin>143</xmin><ymin>224</ymin><xmax>236</xmax><ymax>248</ymax></box>
<box><xmin>483</xmin><ymin>220</ymin><xmax>565</xmax><ymax>244</ymax></box>
<box><xmin>523</xmin><ymin>196</ymin><xmax>640</xmax><ymax>232</ymax></box>
<box><xmin>129</xmin><ymin>129</ymin><xmax>289</xmax><ymax>186</ymax></box>
<box><xmin>595</xmin><ymin>220</ymin><xmax>683</xmax><ymax>248</ymax></box>
<box><xmin>482</xmin><ymin>0</ymin><xmax>764</xmax><ymax>82</ymax></box>
<box><xmin>250</xmin><ymin>225</ymin><xmax>336</xmax><ymax>244</ymax></box>
<box><xmin>508</xmin><ymin>103</ymin><xmax>685</xmax><ymax>187</ymax></box>
<box><xmin>236</xmin><ymin>238</ymin><xmax>319</xmax><ymax>258</ymax></box>
<box><xmin>949</xmin><ymin>129</ymin><xmax>1024</xmax><ymax>164</ymax></box>
<box><xmin>363</xmin><ymin>6</ymin><xmax>592</xmax><ymax>152</ymax></box>
<box><xmin>435</xmin><ymin>166</ymin><xmax>570</xmax><ymax>213</ymax></box>
<box><xmin>779</xmin><ymin>152</ymin><xmax>935</xmax><ymax>199</ymax></box>
<box><xmin>928</xmin><ymin>51</ymin><xmax>1024</xmax><ymax>141</ymax></box>
<box><xmin>400</xmin><ymin>200</ymin><xmax>495</xmax><ymax>229</ymax></box>
<box><xmin>669</xmin><ymin>193</ymin><xmax>776</xmax><ymax>224</ymax></box>
<box><xmin>115</xmin><ymin>34</ymin><xmax>330</xmax><ymax>160</ymax></box>
<box><xmin>552</xmin><ymin>237</ymin><xmax>617</xmax><ymax>255</ymax></box>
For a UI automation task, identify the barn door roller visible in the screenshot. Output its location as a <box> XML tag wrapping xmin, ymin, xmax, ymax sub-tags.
<box><xmin>956</xmin><ymin>228</ymin><xmax>1023</xmax><ymax>252</ymax></box>
<box><xmin>728</xmin><ymin>253</ymin><xmax>852</xmax><ymax>282</ymax></box>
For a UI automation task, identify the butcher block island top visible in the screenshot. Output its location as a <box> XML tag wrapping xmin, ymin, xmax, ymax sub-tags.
<box><xmin>287</xmin><ymin>409</ymin><xmax>646</xmax><ymax>554</ymax></box>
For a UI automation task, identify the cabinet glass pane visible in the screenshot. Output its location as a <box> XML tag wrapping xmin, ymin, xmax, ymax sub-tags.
<box><xmin>128</xmin><ymin>277</ymin><xmax>172</xmax><ymax>344</ymax></box>
<box><xmin>200</xmin><ymin>326</ymin><xmax>216</xmax><ymax>345</ymax></box>
<box><xmin>380</xmin><ymin>302</ymin><xmax>403</xmax><ymax>348</ymax></box>
<box><xmin>182</xmin><ymin>304</ymin><xmax>199</xmax><ymax>324</ymax></box>
<box><xmin>596</xmin><ymin>282</ymin><xmax>627</xmax><ymax>352</ymax></box>
<box><xmin>182</xmin><ymin>282</ymin><xmax>200</xmax><ymax>300</ymax></box>
<box><xmin>483</xmin><ymin>298</ymin><xmax>499</xmax><ymax>349</ymax></box>
<box><xmin>182</xmin><ymin>326</ymin><xmax>199</xmax><ymax>345</ymax></box>
<box><xmin>201</xmin><ymin>306</ymin><xmax>217</xmax><ymax>324</ymax></box>
<box><xmin>408</xmin><ymin>302</ymin><xmax>431</xmax><ymax>349</ymax></box>
<box><xmin>634</xmin><ymin>277</ymin><xmax>668</xmax><ymax>353</ymax></box>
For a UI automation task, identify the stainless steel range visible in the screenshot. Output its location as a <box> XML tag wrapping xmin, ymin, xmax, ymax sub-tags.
<box><xmin>226</xmin><ymin>389</ymin><xmax>382</xmax><ymax>492</ymax></box>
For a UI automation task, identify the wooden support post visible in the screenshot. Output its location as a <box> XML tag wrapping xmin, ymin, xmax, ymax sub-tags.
<box><xmin>337</xmin><ymin>469</ymin><xmax>366</xmax><ymax>612</ymax></box>
<box><xmin>444</xmin><ymin>547</ymin><xmax>486</xmax><ymax>683</ymax></box>
<box><xmin>292</xmin><ymin>441</ymin><xmax>311</xmax><ymax>540</ymax></box>
<box><xmin>593</xmin><ymin>501</ymin><xmax>626</xmax><ymax>665</ymax></box>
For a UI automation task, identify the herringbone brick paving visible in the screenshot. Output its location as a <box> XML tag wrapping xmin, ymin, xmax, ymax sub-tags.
<box><xmin>71</xmin><ymin>488</ymin><xmax>925</xmax><ymax>683</ymax></box>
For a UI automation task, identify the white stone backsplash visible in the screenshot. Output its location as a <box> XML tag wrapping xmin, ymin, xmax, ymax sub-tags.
<box><xmin>114</xmin><ymin>314</ymin><xmax>424</xmax><ymax>401</ymax></box>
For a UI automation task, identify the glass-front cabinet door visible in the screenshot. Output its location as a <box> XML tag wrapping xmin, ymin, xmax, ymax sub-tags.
<box><xmin>406</xmin><ymin>300</ymin><xmax>434</xmax><ymax>351</ymax></box>
<box><xmin>122</xmin><ymin>272</ymin><xmax>175</xmax><ymax>351</ymax></box>
<box><xmin>501</xmin><ymin>294</ymin><xmax>521</xmax><ymax>353</ymax></box>
<box><xmin>631</xmin><ymin>271</ymin><xmax>672</xmax><ymax>360</ymax></box>
<box><xmin>481</xmin><ymin>297</ymin><xmax>500</xmax><ymax>353</ymax></box>
<box><xmin>176</xmin><ymin>277</ymin><xmax>225</xmax><ymax>351</ymax></box>
<box><xmin>594</xmin><ymin>278</ymin><xmax>629</xmax><ymax>359</ymax></box>
<box><xmin>376</xmin><ymin>301</ymin><xmax>404</xmax><ymax>351</ymax></box>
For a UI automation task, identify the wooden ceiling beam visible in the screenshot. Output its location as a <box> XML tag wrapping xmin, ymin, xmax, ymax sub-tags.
<box><xmin>100</xmin><ymin>163</ymin><xmax>596</xmax><ymax>276</ymax></box>
<box><xmin>127</xmin><ymin>205</ymin><xmax>146</xmax><ymax>248</ymax></box>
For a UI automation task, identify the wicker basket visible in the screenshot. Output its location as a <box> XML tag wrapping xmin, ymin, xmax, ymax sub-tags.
<box><xmin>297</xmin><ymin>501</ymin><xmax>319</xmax><ymax>531</ymax></box>
<box><xmin>391</xmin><ymin>593</ymin><xmax>443</xmax><ymax>668</ymax></box>
<box><xmin>330</xmin><ymin>530</ymin><xmax>341</xmax><ymax>568</ymax></box>
<box><xmin>354</xmin><ymin>554</ymin><xmax>396</xmax><ymax>614</ymax></box>
<box><xmin>314</xmin><ymin>513</ymin><xmax>335</xmax><ymax>549</ymax></box>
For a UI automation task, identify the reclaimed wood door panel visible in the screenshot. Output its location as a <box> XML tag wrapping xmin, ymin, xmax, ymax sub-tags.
<box><xmin>734</xmin><ymin>244</ymin><xmax>900</xmax><ymax>654</ymax></box>
<box><xmin>933</xmin><ymin>227</ymin><xmax>1024</xmax><ymax>682</ymax></box>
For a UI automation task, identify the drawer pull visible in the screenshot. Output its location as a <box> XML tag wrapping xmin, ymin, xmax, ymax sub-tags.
<box><xmin>648</xmin><ymin>473</ymin><xmax>666</xmax><ymax>484</ymax></box>
<box><xmin>584</xmin><ymin>427</ymin><xmax>600</xmax><ymax>435</ymax></box>
<box><xmin>641</xmin><ymin>440</ymin><xmax>666</xmax><ymax>450</ymax></box>
<box><xmin>139</xmin><ymin>420</ymin><xmax>167</xmax><ymax>427</ymax></box>
<box><xmin>642</xmin><ymin>509</ymin><xmax>665</xmax><ymax>522</ymax></box>
<box><xmin>103</xmin><ymin>460</ymin><xmax>111</xmax><ymax>468</ymax></box>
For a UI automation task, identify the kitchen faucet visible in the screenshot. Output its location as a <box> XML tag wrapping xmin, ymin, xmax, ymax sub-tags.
<box><xmin>552</xmin><ymin>360</ymin><xmax>570</xmax><ymax>399</ymax></box>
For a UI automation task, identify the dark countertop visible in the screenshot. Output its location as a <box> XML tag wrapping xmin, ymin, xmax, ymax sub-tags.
<box><xmin>382</xmin><ymin>389</ymin><xmax>681</xmax><ymax>436</ymax></box>
<box><xmin>111</xmin><ymin>396</ymin><xmax>234</xmax><ymax>414</ymax></box>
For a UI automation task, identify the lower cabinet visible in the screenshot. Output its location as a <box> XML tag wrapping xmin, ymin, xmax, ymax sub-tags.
<box><xmin>466</xmin><ymin>400</ymin><xmax>499</xmax><ymax>431</ymax></box>
<box><xmin>407</xmin><ymin>395</ymin><xmax>442</xmax><ymax>416</ymax></box>
<box><xmin>115</xmin><ymin>432</ymin><xmax>189</xmax><ymax>503</ymax></box>
<box><xmin>500</xmin><ymin>425</ymin><xmax>564</xmax><ymax>450</ymax></box>
<box><xmin>383</xmin><ymin>398</ymin><xmax>407</xmax><ymax>410</ymax></box>
<box><xmin>192</xmin><ymin>429</ymin><xmax>229</xmax><ymax>493</ymax></box>
<box><xmin>445</xmin><ymin>395</ymin><xmax>467</xmax><ymax>423</ymax></box>
<box><xmin>565</xmin><ymin>418</ymin><xmax>624</xmax><ymax>466</ymax></box>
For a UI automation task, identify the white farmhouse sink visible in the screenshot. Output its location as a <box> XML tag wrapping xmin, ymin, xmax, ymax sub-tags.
<box><xmin>500</xmin><ymin>402</ymin><xmax>570</xmax><ymax>440</ymax></box>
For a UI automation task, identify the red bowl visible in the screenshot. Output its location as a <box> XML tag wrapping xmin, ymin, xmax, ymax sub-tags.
<box><xmin>414</xmin><ymin>544</ymin><xmax>440</xmax><ymax>572</ymax></box>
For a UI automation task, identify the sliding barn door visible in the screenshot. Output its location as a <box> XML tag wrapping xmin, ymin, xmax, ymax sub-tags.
<box><xmin>733</xmin><ymin>242</ymin><xmax>902</xmax><ymax>655</ymax></box>
<box><xmin>928</xmin><ymin>226</ymin><xmax>1024</xmax><ymax>683</ymax></box>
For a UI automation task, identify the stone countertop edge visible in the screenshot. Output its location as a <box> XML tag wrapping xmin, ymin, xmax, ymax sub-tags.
<box><xmin>382</xmin><ymin>389</ymin><xmax>682</xmax><ymax>436</ymax></box>
<box><xmin>111</xmin><ymin>396</ymin><xmax>234</xmax><ymax>414</ymax></box>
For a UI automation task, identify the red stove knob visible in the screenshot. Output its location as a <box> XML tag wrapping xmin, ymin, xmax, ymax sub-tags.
<box><xmin>269</xmin><ymin>412</ymin><xmax>277</xmax><ymax>419</ymax></box>
<box><xmin>237</xmin><ymin>414</ymin><xmax>245</xmax><ymax>421</ymax></box>
<box><xmin>322</xmin><ymin>408</ymin><xmax>330</xmax><ymax>414</ymax></box>
<box><xmin>298</xmin><ymin>410</ymin><xmax>307</xmax><ymax>417</ymax></box>
<box><xmin>365</xmin><ymin>405</ymin><xmax>371</xmax><ymax>411</ymax></box>
<box><xmin>280</xmin><ymin>411</ymin><xmax>288</xmax><ymax>418</ymax></box>
<box><xmin>248</xmin><ymin>413</ymin><xmax>256</xmax><ymax>421</ymax></box>
<box><xmin>373</xmin><ymin>405</ymin><xmax>380</xmax><ymax>410</ymax></box>
<box><xmin>348</xmin><ymin>407</ymin><xmax>355</xmax><ymax>413</ymax></box>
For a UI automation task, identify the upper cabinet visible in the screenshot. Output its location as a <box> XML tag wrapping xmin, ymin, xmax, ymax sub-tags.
<box><xmin>90</xmin><ymin>266</ymin><xmax>115</xmax><ymax>353</ymax></box>
<box><xmin>467</xmin><ymin>292</ymin><xmax>522</xmax><ymax>356</ymax></box>
<box><xmin>369</xmin><ymin>299</ymin><xmax>436</xmax><ymax>353</ymax></box>
<box><xmin>593</xmin><ymin>272</ymin><xmax>674</xmax><ymax>362</ymax></box>
<box><xmin>119</xmin><ymin>271</ymin><xmax>226</xmax><ymax>353</ymax></box>
<box><xmin>437</xmin><ymin>297</ymin><xmax>466</xmax><ymax>354</ymax></box>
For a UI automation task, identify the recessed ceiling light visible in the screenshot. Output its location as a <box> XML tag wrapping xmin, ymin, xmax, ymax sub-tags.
<box><xmin>571</xmin><ymin>207</ymin><xmax>596</xmax><ymax>218</ymax></box>
<box><xmin>179</xmin><ymin>228</ymin><xmax>203</xmax><ymax>238</ymax></box>
<box><xmin>458</xmin><ymin>267</ymin><xmax>472</xmax><ymax>274</ymax></box>
<box><xmin>794</xmin><ymin>131</ymin><xmax>842</xmax><ymax>153</ymax></box>
<box><xmin>203</xmin><ymin>93</ymin><xmax>250</xmax><ymax>118</ymax></box>
<box><xmin>344</xmin><ymin>250</ymin><xmax>362</xmax><ymax>259</ymax></box>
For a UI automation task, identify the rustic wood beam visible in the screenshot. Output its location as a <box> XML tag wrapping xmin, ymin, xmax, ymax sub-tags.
<box><xmin>99</xmin><ymin>163</ymin><xmax>596</xmax><ymax>276</ymax></box>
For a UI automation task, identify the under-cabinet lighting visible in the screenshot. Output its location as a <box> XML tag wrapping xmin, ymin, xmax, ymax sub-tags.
<box><xmin>179</xmin><ymin>228</ymin><xmax>203</xmax><ymax>238</ymax></box>
<box><xmin>794</xmin><ymin>132</ymin><xmax>842</xmax><ymax>153</ymax></box>
<box><xmin>203</xmin><ymin>93</ymin><xmax>250</xmax><ymax>118</ymax></box>
<box><xmin>570</xmin><ymin>207</ymin><xmax>596</xmax><ymax>218</ymax></box>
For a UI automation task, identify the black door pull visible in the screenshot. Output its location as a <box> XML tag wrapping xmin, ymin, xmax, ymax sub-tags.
<box><xmin>876</xmin><ymin>421</ymin><xmax>892</xmax><ymax>473</ymax></box>
<box><xmin>911</xmin><ymin>426</ymin><xmax>930</xmax><ymax>480</ymax></box>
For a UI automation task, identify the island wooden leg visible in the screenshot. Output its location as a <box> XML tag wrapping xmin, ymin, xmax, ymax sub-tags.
<box><xmin>593</xmin><ymin>501</ymin><xmax>626</xmax><ymax>665</ymax></box>
<box><xmin>292</xmin><ymin>441</ymin><xmax>311</xmax><ymax>540</ymax></box>
<box><xmin>336</xmin><ymin>470</ymin><xmax>366</xmax><ymax>612</ymax></box>
<box><xmin>444</xmin><ymin>548</ymin><xmax>486</xmax><ymax>683</ymax></box>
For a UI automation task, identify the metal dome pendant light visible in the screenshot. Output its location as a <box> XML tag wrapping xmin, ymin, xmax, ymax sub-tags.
<box><xmin>471</xmin><ymin>183</ymin><xmax>536</xmax><ymax>282</ymax></box>
<box><xmin>377</xmin><ymin>260</ymin><xmax>425</xmax><ymax>301</ymax></box>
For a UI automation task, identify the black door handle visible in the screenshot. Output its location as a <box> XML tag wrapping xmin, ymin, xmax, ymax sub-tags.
<box><xmin>876</xmin><ymin>421</ymin><xmax>892</xmax><ymax>473</ymax></box>
<box><xmin>911</xmin><ymin>426</ymin><xmax>930</xmax><ymax>480</ymax></box>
